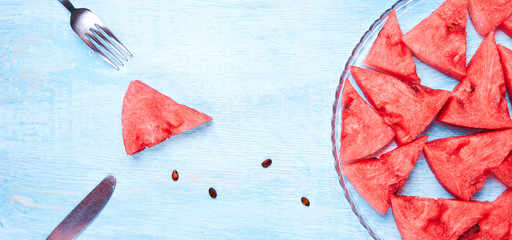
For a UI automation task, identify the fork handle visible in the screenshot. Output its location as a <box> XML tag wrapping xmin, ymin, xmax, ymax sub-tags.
<box><xmin>58</xmin><ymin>0</ymin><xmax>75</xmax><ymax>12</ymax></box>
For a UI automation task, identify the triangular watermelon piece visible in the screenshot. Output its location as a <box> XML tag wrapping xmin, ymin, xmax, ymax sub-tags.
<box><xmin>459</xmin><ymin>189</ymin><xmax>512</xmax><ymax>240</ymax></box>
<box><xmin>342</xmin><ymin>136</ymin><xmax>427</xmax><ymax>214</ymax></box>
<box><xmin>437</xmin><ymin>32</ymin><xmax>512</xmax><ymax>129</ymax></box>
<box><xmin>497</xmin><ymin>44</ymin><xmax>512</xmax><ymax>102</ymax></box>
<box><xmin>438</xmin><ymin>198</ymin><xmax>493</xmax><ymax>239</ymax></box>
<box><xmin>491</xmin><ymin>153</ymin><xmax>512</xmax><ymax>188</ymax></box>
<box><xmin>423</xmin><ymin>129</ymin><xmax>512</xmax><ymax>200</ymax></box>
<box><xmin>468</xmin><ymin>0</ymin><xmax>512</xmax><ymax>36</ymax></box>
<box><xmin>340</xmin><ymin>80</ymin><xmax>395</xmax><ymax>163</ymax></box>
<box><xmin>391</xmin><ymin>195</ymin><xmax>492</xmax><ymax>240</ymax></box>
<box><xmin>402</xmin><ymin>0</ymin><xmax>467</xmax><ymax>80</ymax></box>
<box><xmin>122</xmin><ymin>80</ymin><xmax>213</xmax><ymax>155</ymax></box>
<box><xmin>363</xmin><ymin>10</ymin><xmax>421</xmax><ymax>84</ymax></box>
<box><xmin>391</xmin><ymin>195</ymin><xmax>441</xmax><ymax>240</ymax></box>
<box><xmin>350</xmin><ymin>66</ymin><xmax>450</xmax><ymax>145</ymax></box>
<box><xmin>500</xmin><ymin>19</ymin><xmax>512</xmax><ymax>38</ymax></box>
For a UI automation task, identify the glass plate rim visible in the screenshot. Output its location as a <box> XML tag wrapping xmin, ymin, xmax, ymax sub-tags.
<box><xmin>330</xmin><ymin>0</ymin><xmax>414</xmax><ymax>239</ymax></box>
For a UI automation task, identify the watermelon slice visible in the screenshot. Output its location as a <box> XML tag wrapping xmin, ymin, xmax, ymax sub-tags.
<box><xmin>468</xmin><ymin>0</ymin><xmax>512</xmax><ymax>36</ymax></box>
<box><xmin>459</xmin><ymin>189</ymin><xmax>512</xmax><ymax>240</ymax></box>
<box><xmin>497</xmin><ymin>44</ymin><xmax>512</xmax><ymax>101</ymax></box>
<box><xmin>341</xmin><ymin>136</ymin><xmax>427</xmax><ymax>214</ymax></box>
<box><xmin>391</xmin><ymin>195</ymin><xmax>441</xmax><ymax>240</ymax></box>
<box><xmin>122</xmin><ymin>80</ymin><xmax>213</xmax><ymax>155</ymax></box>
<box><xmin>391</xmin><ymin>195</ymin><xmax>492</xmax><ymax>240</ymax></box>
<box><xmin>492</xmin><ymin>153</ymin><xmax>512</xmax><ymax>188</ymax></box>
<box><xmin>363</xmin><ymin>10</ymin><xmax>421</xmax><ymax>84</ymax></box>
<box><xmin>339</xmin><ymin>80</ymin><xmax>395</xmax><ymax>163</ymax></box>
<box><xmin>350</xmin><ymin>66</ymin><xmax>450</xmax><ymax>145</ymax></box>
<box><xmin>501</xmin><ymin>19</ymin><xmax>512</xmax><ymax>38</ymax></box>
<box><xmin>402</xmin><ymin>0</ymin><xmax>467</xmax><ymax>80</ymax></box>
<box><xmin>437</xmin><ymin>31</ymin><xmax>512</xmax><ymax>129</ymax></box>
<box><xmin>438</xmin><ymin>198</ymin><xmax>493</xmax><ymax>239</ymax></box>
<box><xmin>423</xmin><ymin>129</ymin><xmax>512</xmax><ymax>200</ymax></box>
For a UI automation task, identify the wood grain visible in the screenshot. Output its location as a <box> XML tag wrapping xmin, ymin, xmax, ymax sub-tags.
<box><xmin>0</xmin><ymin>0</ymin><xmax>397</xmax><ymax>239</ymax></box>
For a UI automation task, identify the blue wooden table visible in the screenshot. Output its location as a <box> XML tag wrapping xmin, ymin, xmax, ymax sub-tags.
<box><xmin>0</xmin><ymin>0</ymin><xmax>397</xmax><ymax>239</ymax></box>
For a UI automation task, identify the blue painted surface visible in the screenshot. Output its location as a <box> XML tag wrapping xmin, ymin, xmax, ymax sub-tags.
<box><xmin>0</xmin><ymin>0</ymin><xmax>425</xmax><ymax>239</ymax></box>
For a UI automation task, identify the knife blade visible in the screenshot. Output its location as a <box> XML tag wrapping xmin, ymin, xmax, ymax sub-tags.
<box><xmin>47</xmin><ymin>175</ymin><xmax>116</xmax><ymax>240</ymax></box>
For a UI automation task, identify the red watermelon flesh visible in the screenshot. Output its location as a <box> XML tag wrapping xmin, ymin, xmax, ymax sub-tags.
<box><xmin>350</xmin><ymin>66</ymin><xmax>450</xmax><ymax>145</ymax></box>
<box><xmin>492</xmin><ymin>153</ymin><xmax>512</xmax><ymax>188</ymax></box>
<box><xmin>122</xmin><ymin>80</ymin><xmax>213</xmax><ymax>155</ymax></box>
<box><xmin>391</xmin><ymin>195</ymin><xmax>441</xmax><ymax>240</ymax></box>
<box><xmin>501</xmin><ymin>19</ymin><xmax>512</xmax><ymax>38</ymax></box>
<box><xmin>340</xmin><ymin>80</ymin><xmax>395</xmax><ymax>163</ymax></box>
<box><xmin>497</xmin><ymin>44</ymin><xmax>512</xmax><ymax>102</ymax></box>
<box><xmin>468</xmin><ymin>0</ymin><xmax>512</xmax><ymax>36</ymax></box>
<box><xmin>437</xmin><ymin>31</ymin><xmax>512</xmax><ymax>129</ymax></box>
<box><xmin>438</xmin><ymin>198</ymin><xmax>493</xmax><ymax>239</ymax></box>
<box><xmin>391</xmin><ymin>195</ymin><xmax>492</xmax><ymax>240</ymax></box>
<box><xmin>363</xmin><ymin>10</ymin><xmax>421</xmax><ymax>84</ymax></box>
<box><xmin>402</xmin><ymin>0</ymin><xmax>467</xmax><ymax>81</ymax></box>
<box><xmin>341</xmin><ymin>136</ymin><xmax>427</xmax><ymax>214</ymax></box>
<box><xmin>460</xmin><ymin>189</ymin><xmax>512</xmax><ymax>240</ymax></box>
<box><xmin>423</xmin><ymin>129</ymin><xmax>512</xmax><ymax>201</ymax></box>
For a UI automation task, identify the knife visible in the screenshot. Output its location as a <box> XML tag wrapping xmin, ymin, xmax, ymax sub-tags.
<box><xmin>47</xmin><ymin>175</ymin><xmax>117</xmax><ymax>240</ymax></box>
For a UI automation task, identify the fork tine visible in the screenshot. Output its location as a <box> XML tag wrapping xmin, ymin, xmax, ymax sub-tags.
<box><xmin>97</xmin><ymin>24</ymin><xmax>133</xmax><ymax>57</ymax></box>
<box><xmin>78</xmin><ymin>34</ymin><xmax>120</xmax><ymax>70</ymax></box>
<box><xmin>87</xmin><ymin>32</ymin><xmax>124</xmax><ymax>67</ymax></box>
<box><xmin>91</xmin><ymin>28</ymin><xmax>128</xmax><ymax>61</ymax></box>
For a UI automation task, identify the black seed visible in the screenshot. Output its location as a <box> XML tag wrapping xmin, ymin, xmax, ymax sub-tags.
<box><xmin>301</xmin><ymin>197</ymin><xmax>310</xmax><ymax>207</ymax></box>
<box><xmin>471</xmin><ymin>224</ymin><xmax>480</xmax><ymax>233</ymax></box>
<box><xmin>459</xmin><ymin>224</ymin><xmax>480</xmax><ymax>239</ymax></box>
<box><xmin>209</xmin><ymin>187</ymin><xmax>217</xmax><ymax>198</ymax></box>
<box><xmin>470</xmin><ymin>85</ymin><xmax>475</xmax><ymax>92</ymax></box>
<box><xmin>343</xmin><ymin>98</ymin><xmax>354</xmax><ymax>110</ymax></box>
<box><xmin>172</xmin><ymin>170</ymin><xmax>179</xmax><ymax>181</ymax></box>
<box><xmin>457</xmin><ymin>99</ymin><xmax>465</xmax><ymax>109</ymax></box>
<box><xmin>261</xmin><ymin>159</ymin><xmax>272</xmax><ymax>168</ymax></box>
<box><xmin>411</xmin><ymin>85</ymin><xmax>420</xmax><ymax>93</ymax></box>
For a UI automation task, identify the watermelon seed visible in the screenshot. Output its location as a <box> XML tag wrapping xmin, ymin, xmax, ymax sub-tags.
<box><xmin>261</xmin><ymin>159</ymin><xmax>272</xmax><ymax>168</ymax></box>
<box><xmin>470</xmin><ymin>85</ymin><xmax>475</xmax><ymax>92</ymax></box>
<box><xmin>411</xmin><ymin>85</ymin><xmax>419</xmax><ymax>93</ymax></box>
<box><xmin>172</xmin><ymin>170</ymin><xmax>179</xmax><ymax>181</ymax></box>
<box><xmin>459</xmin><ymin>223</ymin><xmax>480</xmax><ymax>239</ymax></box>
<box><xmin>457</xmin><ymin>99</ymin><xmax>465</xmax><ymax>109</ymax></box>
<box><xmin>447</xmin><ymin>25</ymin><xmax>455</xmax><ymax>32</ymax></box>
<box><xmin>209</xmin><ymin>187</ymin><xmax>217</xmax><ymax>199</ymax></box>
<box><xmin>454</xmin><ymin>54</ymin><xmax>462</xmax><ymax>64</ymax></box>
<box><xmin>301</xmin><ymin>197</ymin><xmax>310</xmax><ymax>207</ymax></box>
<box><xmin>343</xmin><ymin>97</ymin><xmax>353</xmax><ymax>109</ymax></box>
<box><xmin>470</xmin><ymin>224</ymin><xmax>480</xmax><ymax>233</ymax></box>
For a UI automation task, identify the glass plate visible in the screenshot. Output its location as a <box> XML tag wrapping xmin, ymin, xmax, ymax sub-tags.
<box><xmin>331</xmin><ymin>0</ymin><xmax>512</xmax><ymax>239</ymax></box>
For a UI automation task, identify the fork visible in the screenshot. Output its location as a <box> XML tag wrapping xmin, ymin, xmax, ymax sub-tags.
<box><xmin>59</xmin><ymin>0</ymin><xmax>132</xmax><ymax>70</ymax></box>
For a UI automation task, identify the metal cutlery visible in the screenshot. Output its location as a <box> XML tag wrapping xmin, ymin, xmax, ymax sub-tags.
<box><xmin>58</xmin><ymin>0</ymin><xmax>132</xmax><ymax>69</ymax></box>
<box><xmin>46</xmin><ymin>175</ymin><xmax>117</xmax><ymax>240</ymax></box>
